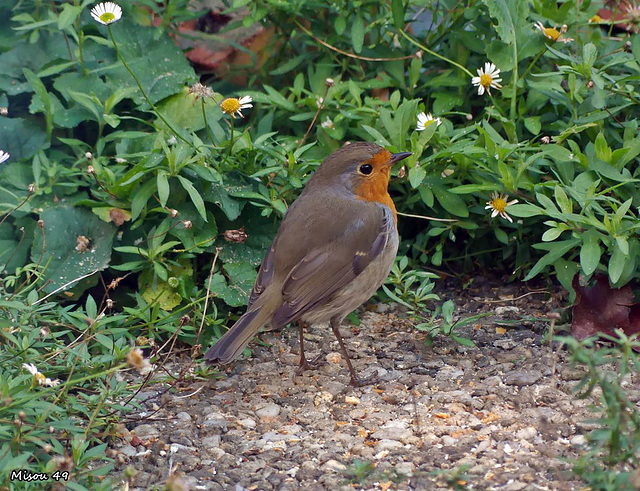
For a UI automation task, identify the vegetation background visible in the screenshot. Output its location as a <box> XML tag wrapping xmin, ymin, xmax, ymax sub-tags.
<box><xmin>0</xmin><ymin>0</ymin><xmax>639</xmax><ymax>488</ymax></box>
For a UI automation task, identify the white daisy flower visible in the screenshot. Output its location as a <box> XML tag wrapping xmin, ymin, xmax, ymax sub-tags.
<box><xmin>416</xmin><ymin>112</ymin><xmax>442</xmax><ymax>131</ymax></box>
<box><xmin>90</xmin><ymin>2</ymin><xmax>123</xmax><ymax>26</ymax></box>
<box><xmin>0</xmin><ymin>150</ymin><xmax>9</xmax><ymax>164</ymax></box>
<box><xmin>471</xmin><ymin>62</ymin><xmax>503</xmax><ymax>96</ymax></box>
<box><xmin>22</xmin><ymin>363</ymin><xmax>60</xmax><ymax>387</ymax></box>
<box><xmin>220</xmin><ymin>95</ymin><xmax>253</xmax><ymax>118</ymax></box>
<box><xmin>485</xmin><ymin>192</ymin><xmax>518</xmax><ymax>223</ymax></box>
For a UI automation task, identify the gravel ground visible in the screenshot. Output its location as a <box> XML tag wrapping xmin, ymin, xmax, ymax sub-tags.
<box><xmin>110</xmin><ymin>279</ymin><xmax>629</xmax><ymax>490</ymax></box>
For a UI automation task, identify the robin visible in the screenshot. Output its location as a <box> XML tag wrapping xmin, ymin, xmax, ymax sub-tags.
<box><xmin>204</xmin><ymin>142</ymin><xmax>411</xmax><ymax>386</ymax></box>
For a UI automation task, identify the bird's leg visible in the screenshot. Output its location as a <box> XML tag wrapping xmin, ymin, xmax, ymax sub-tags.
<box><xmin>330</xmin><ymin>318</ymin><xmax>378</xmax><ymax>387</ymax></box>
<box><xmin>296</xmin><ymin>321</ymin><xmax>325</xmax><ymax>374</ymax></box>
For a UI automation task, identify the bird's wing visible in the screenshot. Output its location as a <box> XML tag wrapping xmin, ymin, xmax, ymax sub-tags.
<box><xmin>247</xmin><ymin>242</ymin><xmax>276</xmax><ymax>309</ymax></box>
<box><xmin>271</xmin><ymin>203</ymin><xmax>395</xmax><ymax>327</ymax></box>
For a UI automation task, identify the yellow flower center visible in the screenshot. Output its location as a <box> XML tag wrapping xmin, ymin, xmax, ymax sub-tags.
<box><xmin>480</xmin><ymin>73</ymin><xmax>493</xmax><ymax>88</ymax></box>
<box><xmin>543</xmin><ymin>27</ymin><xmax>561</xmax><ymax>40</ymax></box>
<box><xmin>221</xmin><ymin>98</ymin><xmax>241</xmax><ymax>114</ymax></box>
<box><xmin>589</xmin><ymin>15</ymin><xmax>602</xmax><ymax>23</ymax></box>
<box><xmin>100</xmin><ymin>12</ymin><xmax>116</xmax><ymax>24</ymax></box>
<box><xmin>490</xmin><ymin>197</ymin><xmax>508</xmax><ymax>212</ymax></box>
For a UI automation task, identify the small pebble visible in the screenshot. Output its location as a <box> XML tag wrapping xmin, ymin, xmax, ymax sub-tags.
<box><xmin>326</xmin><ymin>352</ymin><xmax>342</xmax><ymax>364</ymax></box>
<box><xmin>345</xmin><ymin>395</ymin><xmax>360</xmax><ymax>405</ymax></box>
<box><xmin>255</xmin><ymin>403</ymin><xmax>281</xmax><ymax>419</ymax></box>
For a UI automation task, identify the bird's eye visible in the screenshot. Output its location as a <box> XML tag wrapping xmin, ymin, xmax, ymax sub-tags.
<box><xmin>358</xmin><ymin>164</ymin><xmax>373</xmax><ymax>175</ymax></box>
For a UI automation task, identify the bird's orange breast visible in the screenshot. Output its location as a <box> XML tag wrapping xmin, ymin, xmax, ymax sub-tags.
<box><xmin>354</xmin><ymin>150</ymin><xmax>397</xmax><ymax>224</ymax></box>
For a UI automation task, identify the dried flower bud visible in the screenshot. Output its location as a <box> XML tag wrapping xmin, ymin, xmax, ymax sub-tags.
<box><xmin>106</xmin><ymin>298</ymin><xmax>114</xmax><ymax>309</ymax></box>
<box><xmin>223</xmin><ymin>227</ymin><xmax>248</xmax><ymax>243</ymax></box>
<box><xmin>586</xmin><ymin>80</ymin><xmax>594</xmax><ymax>89</ymax></box>
<box><xmin>169</xmin><ymin>209</ymin><xmax>179</xmax><ymax>218</ymax></box>
<box><xmin>325</xmin><ymin>78</ymin><xmax>335</xmax><ymax>87</ymax></box>
<box><xmin>465</xmin><ymin>113</ymin><xmax>473</xmax><ymax>121</ymax></box>
<box><xmin>397</xmin><ymin>166</ymin><xmax>406</xmax><ymax>179</ymax></box>
<box><xmin>0</xmin><ymin>107</ymin><xmax>8</xmax><ymax>116</ymax></box>
<box><xmin>87</xmin><ymin>165</ymin><xmax>95</xmax><ymax>174</ymax></box>
<box><xmin>415</xmin><ymin>50</ymin><xmax>423</xmax><ymax>59</ymax></box>
<box><xmin>85</xmin><ymin>152</ymin><xmax>93</xmax><ymax>160</ymax></box>
<box><xmin>179</xmin><ymin>315</ymin><xmax>190</xmax><ymax>327</ymax></box>
<box><xmin>182</xmin><ymin>220</ymin><xmax>192</xmax><ymax>229</ymax></box>
<box><xmin>540</xmin><ymin>136</ymin><xmax>551</xmax><ymax>144</ymax></box>
<box><xmin>37</xmin><ymin>219</ymin><xmax>44</xmax><ymax>229</ymax></box>
<box><xmin>76</xmin><ymin>235</ymin><xmax>90</xmax><ymax>253</ymax></box>
<box><xmin>40</xmin><ymin>326</ymin><xmax>50</xmax><ymax>338</ymax></box>
<box><xmin>28</xmin><ymin>183</ymin><xmax>35</xmax><ymax>193</ymax></box>
<box><xmin>43</xmin><ymin>444</ymin><xmax>53</xmax><ymax>453</ymax></box>
<box><xmin>18</xmin><ymin>411</ymin><xmax>26</xmax><ymax>420</ymax></box>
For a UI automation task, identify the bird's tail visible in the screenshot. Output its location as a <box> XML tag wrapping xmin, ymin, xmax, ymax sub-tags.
<box><xmin>204</xmin><ymin>306</ymin><xmax>272</xmax><ymax>364</ymax></box>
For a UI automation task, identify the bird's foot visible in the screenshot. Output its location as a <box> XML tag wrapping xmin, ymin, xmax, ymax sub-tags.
<box><xmin>296</xmin><ymin>353</ymin><xmax>326</xmax><ymax>375</ymax></box>
<box><xmin>349</xmin><ymin>372</ymin><xmax>380</xmax><ymax>387</ymax></box>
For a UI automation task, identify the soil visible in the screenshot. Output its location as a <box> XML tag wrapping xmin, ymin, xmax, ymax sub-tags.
<box><xmin>109</xmin><ymin>277</ymin><xmax>626</xmax><ymax>490</ymax></box>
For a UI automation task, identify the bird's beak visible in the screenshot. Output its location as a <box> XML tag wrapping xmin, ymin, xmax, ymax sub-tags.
<box><xmin>389</xmin><ymin>152</ymin><xmax>412</xmax><ymax>165</ymax></box>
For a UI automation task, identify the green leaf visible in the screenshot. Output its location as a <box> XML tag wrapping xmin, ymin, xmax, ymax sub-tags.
<box><xmin>23</xmin><ymin>68</ymin><xmax>53</xmax><ymax>139</ymax></box>
<box><xmin>482</xmin><ymin>0</ymin><xmax>527</xmax><ymax>45</ymax></box>
<box><xmin>157</xmin><ymin>172</ymin><xmax>169</xmax><ymax>207</ymax></box>
<box><xmin>542</xmin><ymin>227</ymin><xmax>564</xmax><ymax>242</ymax></box>
<box><xmin>580</xmin><ymin>229</ymin><xmax>601</xmax><ymax>276</ymax></box>
<box><xmin>352</xmin><ymin>13</ymin><xmax>365</xmax><ymax>54</ymax></box>
<box><xmin>432</xmin><ymin>184</ymin><xmax>469</xmax><ymax>217</ymax></box>
<box><xmin>524</xmin><ymin>238</ymin><xmax>581</xmax><ymax>280</ymax></box>
<box><xmin>176</xmin><ymin>175</ymin><xmax>207</xmax><ymax>221</ymax></box>
<box><xmin>524</xmin><ymin>116</ymin><xmax>541</xmax><ymax>135</ymax></box>
<box><xmin>554</xmin><ymin>186</ymin><xmax>572</xmax><ymax>214</ymax></box>
<box><xmin>609</xmin><ymin>245</ymin><xmax>627</xmax><ymax>284</ymax></box>
<box><xmin>500</xmin><ymin>203</ymin><xmax>542</xmax><ymax>217</ymax></box>
<box><xmin>582</xmin><ymin>43</ymin><xmax>597</xmax><ymax>68</ymax></box>
<box><xmin>131</xmin><ymin>179</ymin><xmax>157</xmax><ymax>221</ymax></box>
<box><xmin>391</xmin><ymin>0</ymin><xmax>405</xmax><ymax>28</ymax></box>
<box><xmin>104</xmin><ymin>19</ymin><xmax>197</xmax><ymax>107</ymax></box>
<box><xmin>408</xmin><ymin>165</ymin><xmax>426</xmax><ymax>188</ymax></box>
<box><xmin>58</xmin><ymin>3</ymin><xmax>81</xmax><ymax>30</ymax></box>
<box><xmin>32</xmin><ymin>207</ymin><xmax>116</xmax><ymax>294</ymax></box>
<box><xmin>594</xmin><ymin>132</ymin><xmax>612</xmax><ymax>162</ymax></box>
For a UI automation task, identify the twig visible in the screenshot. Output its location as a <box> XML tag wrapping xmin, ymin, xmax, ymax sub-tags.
<box><xmin>195</xmin><ymin>247</ymin><xmax>221</xmax><ymax>349</ymax></box>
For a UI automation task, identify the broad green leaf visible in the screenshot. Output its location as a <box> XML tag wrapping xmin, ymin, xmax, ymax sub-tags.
<box><xmin>554</xmin><ymin>186</ymin><xmax>572</xmax><ymax>214</ymax></box>
<box><xmin>352</xmin><ymin>13</ymin><xmax>365</xmax><ymax>53</ymax></box>
<box><xmin>157</xmin><ymin>172</ymin><xmax>170</xmax><ymax>207</ymax></box>
<box><xmin>409</xmin><ymin>165</ymin><xmax>426</xmax><ymax>188</ymax></box>
<box><xmin>32</xmin><ymin>207</ymin><xmax>116</xmax><ymax>293</ymax></box>
<box><xmin>524</xmin><ymin>238</ymin><xmax>581</xmax><ymax>280</ymax></box>
<box><xmin>104</xmin><ymin>19</ymin><xmax>197</xmax><ymax>107</ymax></box>
<box><xmin>504</xmin><ymin>203</ymin><xmax>542</xmax><ymax>217</ymax></box>
<box><xmin>580</xmin><ymin>229</ymin><xmax>601</xmax><ymax>276</ymax></box>
<box><xmin>391</xmin><ymin>0</ymin><xmax>405</xmax><ymax>28</ymax></box>
<box><xmin>176</xmin><ymin>175</ymin><xmax>207</xmax><ymax>221</ymax></box>
<box><xmin>432</xmin><ymin>184</ymin><xmax>469</xmax><ymax>217</ymax></box>
<box><xmin>609</xmin><ymin>245</ymin><xmax>627</xmax><ymax>284</ymax></box>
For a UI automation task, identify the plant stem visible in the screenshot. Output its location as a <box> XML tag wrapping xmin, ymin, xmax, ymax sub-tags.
<box><xmin>398</xmin><ymin>28</ymin><xmax>474</xmax><ymax>78</ymax></box>
<box><xmin>201</xmin><ymin>98</ymin><xmax>216</xmax><ymax>146</ymax></box>
<box><xmin>510</xmin><ymin>40</ymin><xmax>519</xmax><ymax>120</ymax></box>
<box><xmin>107</xmin><ymin>25</ymin><xmax>190</xmax><ymax>145</ymax></box>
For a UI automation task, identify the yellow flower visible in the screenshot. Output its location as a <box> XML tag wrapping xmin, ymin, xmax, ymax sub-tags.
<box><xmin>416</xmin><ymin>112</ymin><xmax>442</xmax><ymax>131</ymax></box>
<box><xmin>90</xmin><ymin>2</ymin><xmax>122</xmax><ymax>25</ymax></box>
<box><xmin>589</xmin><ymin>15</ymin><xmax>603</xmax><ymax>24</ymax></box>
<box><xmin>485</xmin><ymin>192</ymin><xmax>518</xmax><ymax>223</ymax></box>
<box><xmin>533</xmin><ymin>22</ymin><xmax>573</xmax><ymax>43</ymax></box>
<box><xmin>471</xmin><ymin>62</ymin><xmax>502</xmax><ymax>96</ymax></box>
<box><xmin>220</xmin><ymin>95</ymin><xmax>253</xmax><ymax>118</ymax></box>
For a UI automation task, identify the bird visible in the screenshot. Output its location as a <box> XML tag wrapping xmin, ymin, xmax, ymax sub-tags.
<box><xmin>204</xmin><ymin>142</ymin><xmax>411</xmax><ymax>386</ymax></box>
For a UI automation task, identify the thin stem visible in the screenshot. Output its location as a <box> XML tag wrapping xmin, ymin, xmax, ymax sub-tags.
<box><xmin>510</xmin><ymin>38</ymin><xmax>519</xmax><ymax>120</ymax></box>
<box><xmin>201</xmin><ymin>98</ymin><xmax>217</xmax><ymax>146</ymax></box>
<box><xmin>398</xmin><ymin>28</ymin><xmax>474</xmax><ymax>78</ymax></box>
<box><xmin>520</xmin><ymin>46</ymin><xmax>548</xmax><ymax>83</ymax></box>
<box><xmin>106</xmin><ymin>25</ymin><xmax>190</xmax><ymax>145</ymax></box>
